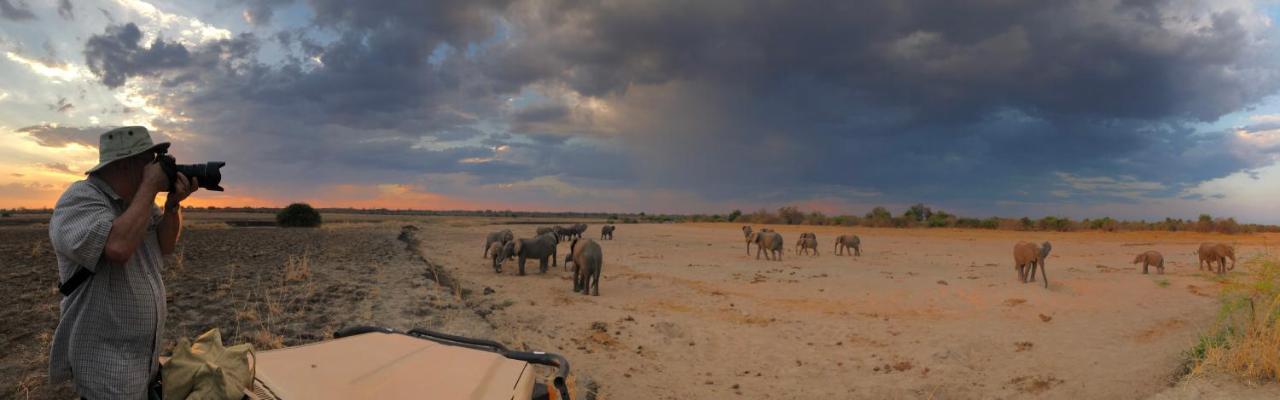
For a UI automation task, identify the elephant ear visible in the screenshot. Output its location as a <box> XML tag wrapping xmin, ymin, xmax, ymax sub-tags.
<box><xmin>512</xmin><ymin>240</ymin><xmax>524</xmax><ymax>256</ymax></box>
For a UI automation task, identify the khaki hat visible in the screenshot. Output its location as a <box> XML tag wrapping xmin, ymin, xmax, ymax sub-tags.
<box><xmin>85</xmin><ymin>126</ymin><xmax>169</xmax><ymax>174</ymax></box>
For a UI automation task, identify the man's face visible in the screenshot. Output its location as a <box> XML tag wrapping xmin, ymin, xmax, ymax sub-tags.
<box><xmin>115</xmin><ymin>151</ymin><xmax>157</xmax><ymax>187</ymax></box>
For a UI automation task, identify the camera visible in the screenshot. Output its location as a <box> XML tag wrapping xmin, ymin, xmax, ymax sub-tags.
<box><xmin>158</xmin><ymin>153</ymin><xmax>226</xmax><ymax>191</ymax></box>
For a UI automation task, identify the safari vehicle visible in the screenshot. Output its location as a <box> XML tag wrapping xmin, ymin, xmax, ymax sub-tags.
<box><xmin>246</xmin><ymin>326</ymin><xmax>574</xmax><ymax>400</ymax></box>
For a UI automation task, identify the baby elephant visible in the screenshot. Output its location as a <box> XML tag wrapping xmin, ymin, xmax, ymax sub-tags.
<box><xmin>483</xmin><ymin>229</ymin><xmax>514</xmax><ymax>258</ymax></box>
<box><xmin>489</xmin><ymin>241</ymin><xmax>514</xmax><ymax>273</ymax></box>
<box><xmin>796</xmin><ymin>232</ymin><xmax>819</xmax><ymax>256</ymax></box>
<box><xmin>568</xmin><ymin>238</ymin><xmax>603</xmax><ymax>296</ymax></box>
<box><xmin>834</xmin><ymin>234</ymin><xmax>861</xmax><ymax>256</ymax></box>
<box><xmin>1133</xmin><ymin>251</ymin><xmax>1164</xmax><ymax>274</ymax></box>
<box><xmin>601</xmin><ymin>225</ymin><xmax>615</xmax><ymax>240</ymax></box>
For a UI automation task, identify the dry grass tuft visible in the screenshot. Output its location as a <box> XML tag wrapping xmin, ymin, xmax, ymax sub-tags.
<box><xmin>1186</xmin><ymin>255</ymin><xmax>1280</xmax><ymax>383</ymax></box>
<box><xmin>284</xmin><ymin>251</ymin><xmax>312</xmax><ymax>282</ymax></box>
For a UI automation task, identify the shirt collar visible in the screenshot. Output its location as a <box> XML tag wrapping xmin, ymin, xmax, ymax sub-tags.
<box><xmin>87</xmin><ymin>174</ymin><xmax>124</xmax><ymax>202</ymax></box>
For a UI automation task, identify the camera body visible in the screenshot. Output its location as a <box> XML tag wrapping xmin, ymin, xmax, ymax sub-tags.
<box><xmin>158</xmin><ymin>153</ymin><xmax>226</xmax><ymax>192</ymax></box>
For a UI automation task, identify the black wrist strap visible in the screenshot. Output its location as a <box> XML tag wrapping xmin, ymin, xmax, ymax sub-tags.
<box><xmin>58</xmin><ymin>267</ymin><xmax>94</xmax><ymax>296</ymax></box>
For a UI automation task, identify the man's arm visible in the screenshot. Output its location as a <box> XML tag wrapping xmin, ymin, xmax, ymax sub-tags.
<box><xmin>102</xmin><ymin>165</ymin><xmax>166</xmax><ymax>265</ymax></box>
<box><xmin>158</xmin><ymin>173</ymin><xmax>197</xmax><ymax>255</ymax></box>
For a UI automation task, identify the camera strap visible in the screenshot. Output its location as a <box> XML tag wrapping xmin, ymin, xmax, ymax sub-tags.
<box><xmin>58</xmin><ymin>267</ymin><xmax>93</xmax><ymax>296</ymax></box>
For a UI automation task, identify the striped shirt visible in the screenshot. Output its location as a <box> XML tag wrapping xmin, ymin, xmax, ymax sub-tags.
<box><xmin>48</xmin><ymin>175</ymin><xmax>166</xmax><ymax>399</ymax></box>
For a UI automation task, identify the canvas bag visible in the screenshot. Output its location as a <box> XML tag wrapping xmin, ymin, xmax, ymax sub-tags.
<box><xmin>163</xmin><ymin>329</ymin><xmax>255</xmax><ymax>400</ymax></box>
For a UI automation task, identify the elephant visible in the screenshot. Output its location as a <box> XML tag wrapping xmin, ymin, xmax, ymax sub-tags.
<box><xmin>536</xmin><ymin>226</ymin><xmax>555</xmax><ymax>238</ymax></box>
<box><xmin>1013</xmin><ymin>241</ymin><xmax>1052</xmax><ymax>288</ymax></box>
<box><xmin>796</xmin><ymin>232</ymin><xmax>819</xmax><ymax>256</ymax></box>
<box><xmin>600</xmin><ymin>225</ymin><xmax>616</xmax><ymax>240</ymax></box>
<box><xmin>1133</xmin><ymin>250</ymin><xmax>1164</xmax><ymax>275</ymax></box>
<box><xmin>483</xmin><ymin>229</ymin><xmax>514</xmax><ymax>258</ymax></box>
<box><xmin>751</xmin><ymin>231</ymin><xmax>784</xmax><ymax>261</ymax></box>
<box><xmin>552</xmin><ymin>226</ymin><xmax>572</xmax><ymax>241</ymax></box>
<box><xmin>504</xmin><ymin>233</ymin><xmax>560</xmax><ymax>275</ymax></box>
<box><xmin>568</xmin><ymin>238</ymin><xmax>603</xmax><ymax>296</ymax></box>
<box><xmin>489</xmin><ymin>241</ymin><xmax>514</xmax><ymax>273</ymax></box>
<box><xmin>834</xmin><ymin>234</ymin><xmax>861</xmax><ymax>256</ymax></box>
<box><xmin>1197</xmin><ymin>243</ymin><xmax>1236</xmax><ymax>275</ymax></box>
<box><xmin>571</xmin><ymin>223</ymin><xmax>588</xmax><ymax>240</ymax></box>
<box><xmin>1216</xmin><ymin>244</ymin><xmax>1237</xmax><ymax>273</ymax></box>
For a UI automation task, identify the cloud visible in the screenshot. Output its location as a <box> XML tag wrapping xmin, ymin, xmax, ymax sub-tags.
<box><xmin>40</xmin><ymin>162</ymin><xmax>76</xmax><ymax>174</ymax></box>
<box><xmin>239</xmin><ymin>0</ymin><xmax>294</xmax><ymax>27</ymax></box>
<box><xmin>48</xmin><ymin>97</ymin><xmax>73</xmax><ymax>113</ymax></box>
<box><xmin>16</xmin><ymin>124</ymin><xmax>104</xmax><ymax>147</ymax></box>
<box><xmin>83</xmin><ymin>23</ymin><xmax>256</xmax><ymax>89</ymax></box>
<box><xmin>56</xmin><ymin>0</ymin><xmax>72</xmax><ymax>20</ymax></box>
<box><xmin>56</xmin><ymin>0</ymin><xmax>1280</xmax><ymax>218</ymax></box>
<box><xmin>0</xmin><ymin>0</ymin><xmax>35</xmax><ymax>21</ymax></box>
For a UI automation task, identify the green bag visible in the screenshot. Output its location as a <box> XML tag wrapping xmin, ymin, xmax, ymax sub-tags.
<box><xmin>163</xmin><ymin>329</ymin><xmax>255</xmax><ymax>400</ymax></box>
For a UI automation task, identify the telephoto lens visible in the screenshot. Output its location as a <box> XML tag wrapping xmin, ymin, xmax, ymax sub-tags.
<box><xmin>159</xmin><ymin>154</ymin><xmax>226</xmax><ymax>191</ymax></box>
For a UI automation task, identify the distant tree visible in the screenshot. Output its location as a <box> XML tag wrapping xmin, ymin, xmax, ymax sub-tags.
<box><xmin>1197</xmin><ymin>214</ymin><xmax>1214</xmax><ymax>232</ymax></box>
<box><xmin>926</xmin><ymin>210</ymin><xmax>955</xmax><ymax>227</ymax></box>
<box><xmin>1090</xmin><ymin>217</ymin><xmax>1118</xmax><ymax>232</ymax></box>
<box><xmin>277</xmin><ymin>203</ymin><xmax>322</xmax><ymax>228</ymax></box>
<box><xmin>903</xmin><ymin>203</ymin><xmax>933</xmax><ymax>223</ymax></box>
<box><xmin>778</xmin><ymin>206</ymin><xmax>805</xmax><ymax>224</ymax></box>
<box><xmin>727</xmin><ymin>209</ymin><xmax>743</xmax><ymax>222</ymax></box>
<box><xmin>864</xmin><ymin>206</ymin><xmax>893</xmax><ymax>227</ymax></box>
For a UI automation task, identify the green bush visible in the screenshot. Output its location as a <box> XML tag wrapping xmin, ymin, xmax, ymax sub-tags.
<box><xmin>276</xmin><ymin>203</ymin><xmax>322</xmax><ymax>228</ymax></box>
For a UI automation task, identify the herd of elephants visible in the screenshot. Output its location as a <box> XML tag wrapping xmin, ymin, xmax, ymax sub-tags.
<box><xmin>478</xmin><ymin>223</ymin><xmax>1242</xmax><ymax>295</ymax></box>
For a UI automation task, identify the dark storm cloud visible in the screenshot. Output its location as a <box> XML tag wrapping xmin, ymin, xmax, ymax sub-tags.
<box><xmin>77</xmin><ymin>0</ymin><xmax>1280</xmax><ymax>211</ymax></box>
<box><xmin>83</xmin><ymin>23</ymin><xmax>257</xmax><ymax>89</ymax></box>
<box><xmin>0</xmin><ymin>0</ymin><xmax>35</xmax><ymax>21</ymax></box>
<box><xmin>480</xmin><ymin>0</ymin><xmax>1280</xmax><ymax>204</ymax></box>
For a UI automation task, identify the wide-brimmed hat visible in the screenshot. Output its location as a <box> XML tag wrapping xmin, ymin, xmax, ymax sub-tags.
<box><xmin>85</xmin><ymin>126</ymin><xmax>170</xmax><ymax>174</ymax></box>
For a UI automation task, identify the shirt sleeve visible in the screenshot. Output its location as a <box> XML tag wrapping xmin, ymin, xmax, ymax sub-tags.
<box><xmin>48</xmin><ymin>183</ymin><xmax>115</xmax><ymax>273</ymax></box>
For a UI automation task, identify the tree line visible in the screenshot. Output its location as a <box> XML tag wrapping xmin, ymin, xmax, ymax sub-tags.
<box><xmin>682</xmin><ymin>204</ymin><xmax>1279</xmax><ymax>234</ymax></box>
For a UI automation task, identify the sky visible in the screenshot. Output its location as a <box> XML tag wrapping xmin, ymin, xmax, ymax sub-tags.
<box><xmin>2</xmin><ymin>0</ymin><xmax>1280</xmax><ymax>223</ymax></box>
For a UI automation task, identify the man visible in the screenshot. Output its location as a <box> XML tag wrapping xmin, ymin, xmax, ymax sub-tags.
<box><xmin>48</xmin><ymin>126</ymin><xmax>199</xmax><ymax>399</ymax></box>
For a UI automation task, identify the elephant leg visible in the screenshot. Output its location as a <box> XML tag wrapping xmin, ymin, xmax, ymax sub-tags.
<box><xmin>1158</xmin><ymin>260</ymin><xmax>1165</xmax><ymax>274</ymax></box>
<box><xmin>855</xmin><ymin>246</ymin><xmax>861</xmax><ymax>256</ymax></box>
<box><xmin>592</xmin><ymin>269</ymin><xmax>600</xmax><ymax>296</ymax></box>
<box><xmin>1027</xmin><ymin>263</ymin><xmax>1036</xmax><ymax>282</ymax></box>
<box><xmin>1017</xmin><ymin>264</ymin><xmax>1026</xmax><ymax>282</ymax></box>
<box><xmin>1142</xmin><ymin>262</ymin><xmax>1148</xmax><ymax>274</ymax></box>
<box><xmin>518</xmin><ymin>257</ymin><xmax>527</xmax><ymax>276</ymax></box>
<box><xmin>572</xmin><ymin>265</ymin><xmax>581</xmax><ymax>292</ymax></box>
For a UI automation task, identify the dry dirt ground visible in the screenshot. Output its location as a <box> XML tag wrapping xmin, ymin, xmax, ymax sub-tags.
<box><xmin>429</xmin><ymin>222</ymin><xmax>1277</xmax><ymax>399</ymax></box>
<box><xmin>2</xmin><ymin>214</ymin><xmax>1278</xmax><ymax>399</ymax></box>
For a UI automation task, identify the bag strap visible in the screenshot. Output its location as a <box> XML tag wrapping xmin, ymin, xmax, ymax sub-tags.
<box><xmin>58</xmin><ymin>267</ymin><xmax>93</xmax><ymax>296</ymax></box>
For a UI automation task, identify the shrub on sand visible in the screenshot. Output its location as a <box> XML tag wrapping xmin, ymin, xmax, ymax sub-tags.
<box><xmin>276</xmin><ymin>203</ymin><xmax>322</xmax><ymax>228</ymax></box>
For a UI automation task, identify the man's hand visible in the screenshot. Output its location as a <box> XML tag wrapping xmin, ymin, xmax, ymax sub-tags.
<box><xmin>142</xmin><ymin>161</ymin><xmax>169</xmax><ymax>193</ymax></box>
<box><xmin>166</xmin><ymin>172</ymin><xmax>198</xmax><ymax>208</ymax></box>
